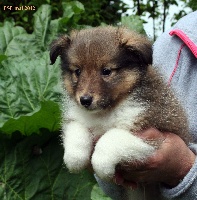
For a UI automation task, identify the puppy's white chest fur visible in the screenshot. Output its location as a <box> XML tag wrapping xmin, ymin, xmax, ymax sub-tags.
<box><xmin>62</xmin><ymin>96</ymin><xmax>154</xmax><ymax>179</ymax></box>
<box><xmin>65</xmin><ymin>96</ymin><xmax>145</xmax><ymax>136</ymax></box>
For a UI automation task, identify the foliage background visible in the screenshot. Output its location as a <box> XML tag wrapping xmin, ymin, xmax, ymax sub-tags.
<box><xmin>0</xmin><ymin>0</ymin><xmax>196</xmax><ymax>199</ymax></box>
<box><xmin>0</xmin><ymin>1</ymin><xmax>129</xmax><ymax>199</ymax></box>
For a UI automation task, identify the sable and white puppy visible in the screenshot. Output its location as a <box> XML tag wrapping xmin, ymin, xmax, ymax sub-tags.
<box><xmin>50</xmin><ymin>26</ymin><xmax>190</xmax><ymax>199</ymax></box>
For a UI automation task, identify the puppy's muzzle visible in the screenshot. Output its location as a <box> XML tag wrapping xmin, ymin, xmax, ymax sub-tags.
<box><xmin>80</xmin><ymin>95</ymin><xmax>93</xmax><ymax>108</ymax></box>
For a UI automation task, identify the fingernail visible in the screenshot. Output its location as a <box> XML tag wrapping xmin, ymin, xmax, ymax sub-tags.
<box><xmin>114</xmin><ymin>172</ymin><xmax>124</xmax><ymax>185</ymax></box>
<box><xmin>129</xmin><ymin>183</ymin><xmax>138</xmax><ymax>190</ymax></box>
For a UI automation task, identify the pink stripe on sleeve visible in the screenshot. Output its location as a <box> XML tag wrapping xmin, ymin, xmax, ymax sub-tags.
<box><xmin>170</xmin><ymin>29</ymin><xmax>197</xmax><ymax>58</ymax></box>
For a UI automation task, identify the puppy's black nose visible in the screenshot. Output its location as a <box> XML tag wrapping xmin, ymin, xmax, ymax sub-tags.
<box><xmin>80</xmin><ymin>95</ymin><xmax>93</xmax><ymax>108</ymax></box>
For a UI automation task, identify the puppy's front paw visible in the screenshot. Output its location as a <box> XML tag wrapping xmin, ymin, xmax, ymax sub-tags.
<box><xmin>63</xmin><ymin>148</ymin><xmax>90</xmax><ymax>173</ymax></box>
<box><xmin>91</xmin><ymin>128</ymin><xmax>154</xmax><ymax>180</ymax></box>
<box><xmin>62</xmin><ymin>121</ymin><xmax>92</xmax><ymax>173</ymax></box>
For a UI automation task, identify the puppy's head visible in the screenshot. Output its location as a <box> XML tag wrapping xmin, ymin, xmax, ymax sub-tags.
<box><xmin>50</xmin><ymin>26</ymin><xmax>152</xmax><ymax>112</ymax></box>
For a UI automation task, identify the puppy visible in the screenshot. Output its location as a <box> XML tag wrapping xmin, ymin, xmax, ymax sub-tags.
<box><xmin>50</xmin><ymin>26</ymin><xmax>190</xmax><ymax>199</ymax></box>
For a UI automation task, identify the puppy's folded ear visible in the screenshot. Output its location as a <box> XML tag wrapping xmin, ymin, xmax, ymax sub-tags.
<box><xmin>50</xmin><ymin>35</ymin><xmax>70</xmax><ymax>65</ymax></box>
<box><xmin>119</xmin><ymin>29</ymin><xmax>153</xmax><ymax>65</ymax></box>
<box><xmin>125</xmin><ymin>42</ymin><xmax>153</xmax><ymax>66</ymax></box>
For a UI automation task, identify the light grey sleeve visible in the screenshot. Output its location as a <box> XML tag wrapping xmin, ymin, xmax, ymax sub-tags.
<box><xmin>95</xmin><ymin>175</ymin><xmax>128</xmax><ymax>200</ymax></box>
<box><xmin>152</xmin><ymin>11</ymin><xmax>197</xmax><ymax>200</ymax></box>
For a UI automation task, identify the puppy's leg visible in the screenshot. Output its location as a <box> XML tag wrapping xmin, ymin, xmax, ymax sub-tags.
<box><xmin>62</xmin><ymin>121</ymin><xmax>92</xmax><ymax>172</ymax></box>
<box><xmin>92</xmin><ymin>128</ymin><xmax>155</xmax><ymax>180</ymax></box>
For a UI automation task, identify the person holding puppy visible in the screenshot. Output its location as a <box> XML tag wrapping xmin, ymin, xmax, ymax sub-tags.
<box><xmin>96</xmin><ymin>11</ymin><xmax>197</xmax><ymax>200</ymax></box>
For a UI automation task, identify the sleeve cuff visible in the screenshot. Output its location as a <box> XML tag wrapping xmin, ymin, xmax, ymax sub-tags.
<box><xmin>160</xmin><ymin>143</ymin><xmax>197</xmax><ymax>198</ymax></box>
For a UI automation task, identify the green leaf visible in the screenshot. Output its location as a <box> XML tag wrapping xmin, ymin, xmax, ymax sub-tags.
<box><xmin>59</xmin><ymin>1</ymin><xmax>85</xmax><ymax>32</ymax></box>
<box><xmin>0</xmin><ymin>52</ymin><xmax>62</xmax><ymax>134</ymax></box>
<box><xmin>1</xmin><ymin>101</ymin><xmax>61</xmax><ymax>135</ymax></box>
<box><xmin>47</xmin><ymin>18</ymin><xmax>61</xmax><ymax>45</ymax></box>
<box><xmin>70</xmin><ymin>1</ymin><xmax>85</xmax><ymax>14</ymax></box>
<box><xmin>0</xmin><ymin>21</ymin><xmax>31</xmax><ymax>57</ymax></box>
<box><xmin>91</xmin><ymin>184</ymin><xmax>112</xmax><ymax>200</ymax></box>
<box><xmin>0</xmin><ymin>55</ymin><xmax>7</xmax><ymax>63</ymax></box>
<box><xmin>65</xmin><ymin>170</ymin><xmax>96</xmax><ymax>200</ymax></box>
<box><xmin>62</xmin><ymin>3</ymin><xmax>75</xmax><ymax>19</ymax></box>
<box><xmin>0</xmin><ymin>131</ymin><xmax>96</xmax><ymax>199</ymax></box>
<box><xmin>62</xmin><ymin>1</ymin><xmax>85</xmax><ymax>18</ymax></box>
<box><xmin>33</xmin><ymin>4</ymin><xmax>52</xmax><ymax>50</ymax></box>
<box><xmin>121</xmin><ymin>15</ymin><xmax>146</xmax><ymax>35</ymax></box>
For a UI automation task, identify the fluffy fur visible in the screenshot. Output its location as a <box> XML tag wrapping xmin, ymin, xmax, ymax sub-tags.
<box><xmin>50</xmin><ymin>26</ymin><xmax>190</xmax><ymax>199</ymax></box>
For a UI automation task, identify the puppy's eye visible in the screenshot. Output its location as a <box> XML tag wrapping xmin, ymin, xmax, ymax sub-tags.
<box><xmin>74</xmin><ymin>69</ymin><xmax>81</xmax><ymax>77</ymax></box>
<box><xmin>101</xmin><ymin>68</ymin><xmax>112</xmax><ymax>76</ymax></box>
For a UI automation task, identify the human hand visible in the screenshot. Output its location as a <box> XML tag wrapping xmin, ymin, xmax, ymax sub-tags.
<box><xmin>114</xmin><ymin>128</ymin><xmax>196</xmax><ymax>189</ymax></box>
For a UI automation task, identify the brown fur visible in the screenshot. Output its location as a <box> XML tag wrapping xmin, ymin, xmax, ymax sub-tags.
<box><xmin>50</xmin><ymin>26</ymin><xmax>190</xmax><ymax>143</ymax></box>
<box><xmin>131</xmin><ymin>66</ymin><xmax>190</xmax><ymax>143</ymax></box>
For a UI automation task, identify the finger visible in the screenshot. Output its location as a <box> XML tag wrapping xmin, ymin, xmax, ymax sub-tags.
<box><xmin>119</xmin><ymin>152</ymin><xmax>163</xmax><ymax>172</ymax></box>
<box><xmin>121</xmin><ymin>169</ymin><xmax>155</xmax><ymax>182</ymax></box>
<box><xmin>122</xmin><ymin>180</ymin><xmax>138</xmax><ymax>190</ymax></box>
<box><xmin>114</xmin><ymin>170</ymin><xmax>138</xmax><ymax>190</ymax></box>
<box><xmin>118</xmin><ymin>160</ymin><xmax>147</xmax><ymax>171</ymax></box>
<box><xmin>113</xmin><ymin>170</ymin><xmax>124</xmax><ymax>185</ymax></box>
